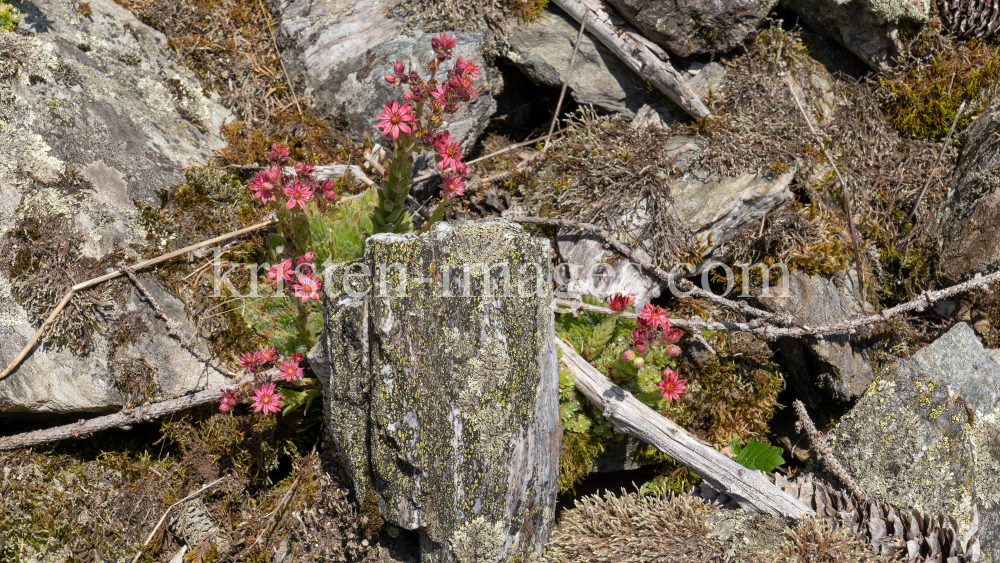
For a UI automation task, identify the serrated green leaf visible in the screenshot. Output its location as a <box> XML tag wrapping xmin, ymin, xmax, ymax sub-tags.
<box><xmin>727</xmin><ymin>437</ymin><xmax>742</xmax><ymax>455</ymax></box>
<box><xmin>733</xmin><ymin>439</ymin><xmax>784</xmax><ymax>472</ymax></box>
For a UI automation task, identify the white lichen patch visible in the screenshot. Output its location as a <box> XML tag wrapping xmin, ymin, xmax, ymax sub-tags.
<box><xmin>448</xmin><ymin>516</ymin><xmax>504</xmax><ymax>563</ymax></box>
<box><xmin>969</xmin><ymin>409</ymin><xmax>1000</xmax><ymax>509</ymax></box>
<box><xmin>0</xmin><ymin>275</ymin><xmax>28</xmax><ymax>327</ymax></box>
<box><xmin>135</xmin><ymin>76</ymin><xmax>176</xmax><ymax>115</ymax></box>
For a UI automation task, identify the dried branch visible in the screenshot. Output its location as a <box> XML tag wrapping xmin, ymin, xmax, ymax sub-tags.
<box><xmin>793</xmin><ymin>400</ymin><xmax>868</xmax><ymax>501</ymax></box>
<box><xmin>0</xmin><ymin>218</ymin><xmax>279</xmax><ymax>381</ymax></box>
<box><xmin>544</xmin><ymin>10</ymin><xmax>589</xmax><ymax>154</ymax></box>
<box><xmin>907</xmin><ymin>100</ymin><xmax>965</xmax><ymax>223</ymax></box>
<box><xmin>256</xmin><ymin>0</ymin><xmax>303</xmax><ymax>121</ymax></box>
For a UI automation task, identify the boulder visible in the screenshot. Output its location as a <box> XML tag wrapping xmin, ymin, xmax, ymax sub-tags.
<box><xmin>604</xmin><ymin>0</ymin><xmax>777</xmax><ymax>58</ymax></box>
<box><xmin>0</xmin><ymin>0</ymin><xmax>232</xmax><ymax>414</ymax></box>
<box><xmin>784</xmin><ymin>0</ymin><xmax>931</xmax><ymax>70</ymax></box>
<box><xmin>756</xmin><ymin>268</ymin><xmax>874</xmax><ymax>409</ymax></box>
<box><xmin>825</xmin><ymin>322</ymin><xmax>1000</xmax><ymax>560</ymax></box>
<box><xmin>311</xmin><ymin>218</ymin><xmax>561</xmax><ymax>562</ymax></box>
<box><xmin>936</xmin><ymin>96</ymin><xmax>1000</xmax><ymax>283</ymax></box>
<box><xmin>274</xmin><ymin>0</ymin><xmax>496</xmax><ymax>152</ymax></box>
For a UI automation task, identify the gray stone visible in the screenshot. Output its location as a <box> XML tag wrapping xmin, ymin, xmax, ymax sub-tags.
<box><xmin>276</xmin><ymin>0</ymin><xmax>496</xmax><ymax>152</ymax></box>
<box><xmin>935</xmin><ymin>96</ymin><xmax>1000</xmax><ymax>284</ymax></box>
<box><xmin>756</xmin><ymin>269</ymin><xmax>874</xmax><ymax>408</ymax></box>
<box><xmin>312</xmin><ymin>218</ymin><xmax>560</xmax><ymax>563</ymax></box>
<box><xmin>0</xmin><ymin>0</ymin><xmax>232</xmax><ymax>414</ymax></box>
<box><xmin>784</xmin><ymin>0</ymin><xmax>931</xmax><ymax>70</ymax></box>
<box><xmin>604</xmin><ymin>0</ymin><xmax>776</xmax><ymax>57</ymax></box>
<box><xmin>826</xmin><ymin>322</ymin><xmax>1000</xmax><ymax>560</ymax></box>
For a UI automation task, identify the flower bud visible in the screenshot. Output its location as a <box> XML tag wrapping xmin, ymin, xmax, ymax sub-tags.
<box><xmin>621</xmin><ymin>350</ymin><xmax>635</xmax><ymax>361</ymax></box>
<box><xmin>633</xmin><ymin>340</ymin><xmax>648</xmax><ymax>354</ymax></box>
<box><xmin>667</xmin><ymin>345</ymin><xmax>681</xmax><ymax>356</ymax></box>
<box><xmin>633</xmin><ymin>357</ymin><xmax>645</xmax><ymax>369</ymax></box>
<box><xmin>385</xmin><ymin>74</ymin><xmax>396</xmax><ymax>84</ymax></box>
<box><xmin>394</xmin><ymin>61</ymin><xmax>405</xmax><ymax>74</ymax></box>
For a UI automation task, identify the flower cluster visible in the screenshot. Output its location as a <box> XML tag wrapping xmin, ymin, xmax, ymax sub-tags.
<box><xmin>266</xmin><ymin>251</ymin><xmax>322</xmax><ymax>303</ymax></box>
<box><xmin>610</xmin><ymin>293</ymin><xmax>688</xmax><ymax>403</ymax></box>
<box><xmin>220</xmin><ymin>348</ymin><xmax>308</xmax><ymax>414</ymax></box>
<box><xmin>377</xmin><ymin>33</ymin><xmax>479</xmax><ymax>202</ymax></box>
<box><xmin>249</xmin><ymin>144</ymin><xmax>339</xmax><ymax>207</ymax></box>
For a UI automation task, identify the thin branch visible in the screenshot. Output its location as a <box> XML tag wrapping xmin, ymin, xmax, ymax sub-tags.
<box><xmin>256</xmin><ymin>0</ymin><xmax>304</xmax><ymax>122</ymax></box>
<box><xmin>0</xmin><ymin>218</ymin><xmax>279</xmax><ymax>381</ymax></box>
<box><xmin>784</xmin><ymin>76</ymin><xmax>866</xmax><ymax>304</ymax></box>
<box><xmin>130</xmin><ymin>476</ymin><xmax>230</xmax><ymax>563</ymax></box>
<box><xmin>410</xmin><ymin>129</ymin><xmax>567</xmax><ymax>185</ymax></box>
<box><xmin>793</xmin><ymin>400</ymin><xmax>868</xmax><ymax>501</ymax></box>
<box><xmin>544</xmin><ymin>10</ymin><xmax>588</xmax><ymax>154</ymax></box>
<box><xmin>907</xmin><ymin>100</ymin><xmax>965</xmax><ymax>224</ymax></box>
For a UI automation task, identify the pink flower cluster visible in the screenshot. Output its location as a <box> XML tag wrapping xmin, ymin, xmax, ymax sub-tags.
<box><xmin>249</xmin><ymin>143</ymin><xmax>339</xmax><ymax>208</ymax></box>
<box><xmin>377</xmin><ymin>33</ymin><xmax>479</xmax><ymax>200</ymax></box>
<box><xmin>220</xmin><ymin>348</ymin><xmax>308</xmax><ymax>414</ymax></box>
<box><xmin>608</xmin><ymin>293</ymin><xmax>688</xmax><ymax>402</ymax></box>
<box><xmin>267</xmin><ymin>252</ymin><xmax>323</xmax><ymax>303</ymax></box>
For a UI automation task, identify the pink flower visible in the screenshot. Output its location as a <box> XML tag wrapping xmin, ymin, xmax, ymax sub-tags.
<box><xmin>295</xmin><ymin>162</ymin><xmax>316</xmax><ymax>179</ymax></box>
<box><xmin>430</xmin><ymin>84</ymin><xmax>449</xmax><ymax>104</ymax></box>
<box><xmin>455</xmin><ymin>57</ymin><xmax>480</xmax><ymax>79</ymax></box>
<box><xmin>439</xmin><ymin>174</ymin><xmax>465</xmax><ymax>199</ymax></box>
<box><xmin>657</xmin><ymin>368</ymin><xmax>688</xmax><ymax>403</ymax></box>
<box><xmin>283</xmin><ymin>180</ymin><xmax>313</xmax><ymax>211</ymax></box>
<box><xmin>251</xmin><ymin>383</ymin><xmax>282</xmax><ymax>414</ymax></box>
<box><xmin>260</xmin><ymin>347</ymin><xmax>279</xmax><ymax>364</ymax></box>
<box><xmin>393</xmin><ymin>61</ymin><xmax>406</xmax><ymax>74</ymax></box>
<box><xmin>296</xmin><ymin>252</ymin><xmax>314</xmax><ymax>276</ymax></box>
<box><xmin>376</xmin><ymin>100</ymin><xmax>415</xmax><ymax>140</ymax></box>
<box><xmin>219</xmin><ymin>389</ymin><xmax>238</xmax><ymax>412</ymax></box>
<box><xmin>633</xmin><ymin>340</ymin><xmax>648</xmax><ymax>354</ymax></box>
<box><xmin>434</xmin><ymin>133</ymin><xmax>464</xmax><ymax>172</ymax></box>
<box><xmin>638</xmin><ymin>303</ymin><xmax>670</xmax><ymax>332</ymax></box>
<box><xmin>629</xmin><ymin>327</ymin><xmax>648</xmax><ymax>346</ymax></box>
<box><xmin>269</xmin><ymin>143</ymin><xmax>290</xmax><ymax>165</ymax></box>
<box><xmin>292</xmin><ymin>274</ymin><xmax>322</xmax><ymax>302</ymax></box>
<box><xmin>666</xmin><ymin>345</ymin><xmax>682</xmax><ymax>356</ymax></box>
<box><xmin>661</xmin><ymin>328</ymin><xmax>682</xmax><ymax>344</ymax></box>
<box><xmin>608</xmin><ymin>293</ymin><xmax>636</xmax><ymax>312</ymax></box>
<box><xmin>432</xmin><ymin>32</ymin><xmax>456</xmax><ymax>51</ymax></box>
<box><xmin>278</xmin><ymin>359</ymin><xmax>304</xmax><ymax>382</ymax></box>
<box><xmin>239</xmin><ymin>351</ymin><xmax>264</xmax><ymax>373</ymax></box>
<box><xmin>452</xmin><ymin>161</ymin><xmax>471</xmax><ymax>176</ymax></box>
<box><xmin>267</xmin><ymin>259</ymin><xmax>294</xmax><ymax>282</ymax></box>
<box><xmin>250</xmin><ymin>167</ymin><xmax>281</xmax><ymax>203</ymax></box>
<box><xmin>291</xmin><ymin>352</ymin><xmax>305</xmax><ymax>363</ymax></box>
<box><xmin>321</xmin><ymin>179</ymin><xmax>338</xmax><ymax>201</ymax></box>
<box><xmin>448</xmin><ymin>74</ymin><xmax>478</xmax><ymax>100</ymax></box>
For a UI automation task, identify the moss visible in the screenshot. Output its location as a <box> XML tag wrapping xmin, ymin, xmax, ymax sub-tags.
<box><xmin>0</xmin><ymin>2</ymin><xmax>19</xmax><ymax>32</ymax></box>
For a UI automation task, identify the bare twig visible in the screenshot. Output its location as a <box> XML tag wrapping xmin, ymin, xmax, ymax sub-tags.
<box><xmin>0</xmin><ymin>370</ymin><xmax>276</xmax><ymax>451</ymax></box>
<box><xmin>122</xmin><ymin>266</ymin><xmax>235</xmax><ymax>378</ymax></box>
<box><xmin>0</xmin><ymin>218</ymin><xmax>279</xmax><ymax>382</ymax></box>
<box><xmin>907</xmin><ymin>101</ymin><xmax>965</xmax><ymax>224</ymax></box>
<box><xmin>544</xmin><ymin>10</ymin><xmax>588</xmax><ymax>154</ymax></box>
<box><xmin>793</xmin><ymin>400</ymin><xmax>868</xmax><ymax>500</ymax></box>
<box><xmin>784</xmin><ymin>77</ymin><xmax>866</xmax><ymax>304</ymax></box>
<box><xmin>130</xmin><ymin>476</ymin><xmax>230</xmax><ymax>563</ymax></box>
<box><xmin>256</xmin><ymin>0</ymin><xmax>304</xmax><ymax>121</ymax></box>
<box><xmin>410</xmin><ymin>129</ymin><xmax>567</xmax><ymax>185</ymax></box>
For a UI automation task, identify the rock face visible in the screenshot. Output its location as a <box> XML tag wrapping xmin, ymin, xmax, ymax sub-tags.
<box><xmin>785</xmin><ymin>0</ymin><xmax>931</xmax><ymax>70</ymax></box>
<box><xmin>312</xmin><ymin>218</ymin><xmax>561</xmax><ymax>562</ymax></box>
<box><xmin>603</xmin><ymin>0</ymin><xmax>776</xmax><ymax>57</ymax></box>
<box><xmin>757</xmin><ymin>269</ymin><xmax>873</xmax><ymax>408</ymax></box>
<box><xmin>0</xmin><ymin>0</ymin><xmax>232</xmax><ymax>414</ymax></box>
<box><xmin>825</xmin><ymin>322</ymin><xmax>1000</xmax><ymax>560</ymax></box>
<box><xmin>936</xmin><ymin>96</ymin><xmax>1000</xmax><ymax>283</ymax></box>
<box><xmin>275</xmin><ymin>0</ymin><xmax>496</xmax><ymax>151</ymax></box>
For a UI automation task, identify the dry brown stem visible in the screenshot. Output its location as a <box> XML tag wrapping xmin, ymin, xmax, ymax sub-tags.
<box><xmin>793</xmin><ymin>400</ymin><xmax>868</xmax><ymax>501</ymax></box>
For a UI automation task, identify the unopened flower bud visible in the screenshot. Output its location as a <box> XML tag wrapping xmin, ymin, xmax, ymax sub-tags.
<box><xmin>633</xmin><ymin>357</ymin><xmax>645</xmax><ymax>369</ymax></box>
<box><xmin>385</xmin><ymin>74</ymin><xmax>396</xmax><ymax>84</ymax></box>
<box><xmin>393</xmin><ymin>61</ymin><xmax>405</xmax><ymax>74</ymax></box>
<box><xmin>633</xmin><ymin>340</ymin><xmax>648</xmax><ymax>354</ymax></box>
<box><xmin>667</xmin><ymin>345</ymin><xmax>681</xmax><ymax>356</ymax></box>
<box><xmin>621</xmin><ymin>350</ymin><xmax>635</xmax><ymax>362</ymax></box>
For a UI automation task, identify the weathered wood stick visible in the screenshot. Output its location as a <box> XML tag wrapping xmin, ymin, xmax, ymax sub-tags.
<box><xmin>558</xmin><ymin>340</ymin><xmax>814</xmax><ymax>518</ymax></box>
<box><xmin>549</xmin><ymin>0</ymin><xmax>711</xmax><ymax>119</ymax></box>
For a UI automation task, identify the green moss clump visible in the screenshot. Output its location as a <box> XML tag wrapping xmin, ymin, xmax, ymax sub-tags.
<box><xmin>0</xmin><ymin>2</ymin><xmax>19</xmax><ymax>32</ymax></box>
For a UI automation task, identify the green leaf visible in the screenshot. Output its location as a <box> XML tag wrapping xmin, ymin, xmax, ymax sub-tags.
<box><xmin>281</xmin><ymin>387</ymin><xmax>322</xmax><ymax>416</ymax></box>
<box><xmin>733</xmin><ymin>439</ymin><xmax>784</xmax><ymax>472</ymax></box>
<box><xmin>583</xmin><ymin>313</ymin><xmax>618</xmax><ymax>361</ymax></box>
<box><xmin>727</xmin><ymin>436</ymin><xmax>742</xmax><ymax>455</ymax></box>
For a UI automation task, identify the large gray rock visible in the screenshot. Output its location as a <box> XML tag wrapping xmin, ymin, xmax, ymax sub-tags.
<box><xmin>275</xmin><ymin>0</ymin><xmax>496</xmax><ymax>152</ymax></box>
<box><xmin>785</xmin><ymin>0</ymin><xmax>931</xmax><ymax>70</ymax></box>
<box><xmin>825</xmin><ymin>322</ymin><xmax>1000</xmax><ymax>561</ymax></box>
<box><xmin>0</xmin><ymin>0</ymin><xmax>231</xmax><ymax>413</ymax></box>
<box><xmin>604</xmin><ymin>0</ymin><xmax>776</xmax><ymax>57</ymax></box>
<box><xmin>935</xmin><ymin>96</ymin><xmax>1000</xmax><ymax>283</ymax></box>
<box><xmin>757</xmin><ymin>268</ymin><xmax>874</xmax><ymax>408</ymax></box>
<box><xmin>312</xmin><ymin>218</ymin><xmax>561</xmax><ymax>563</ymax></box>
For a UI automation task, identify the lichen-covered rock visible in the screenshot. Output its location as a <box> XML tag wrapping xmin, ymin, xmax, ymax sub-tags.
<box><xmin>935</xmin><ymin>95</ymin><xmax>1000</xmax><ymax>283</ymax></box>
<box><xmin>756</xmin><ymin>268</ymin><xmax>874</xmax><ymax>409</ymax></box>
<box><xmin>603</xmin><ymin>0</ymin><xmax>777</xmax><ymax>58</ymax></box>
<box><xmin>0</xmin><ymin>0</ymin><xmax>232</xmax><ymax>414</ymax></box>
<box><xmin>274</xmin><ymin>0</ymin><xmax>496</xmax><ymax>152</ymax></box>
<box><xmin>825</xmin><ymin>322</ymin><xmax>1000</xmax><ymax>560</ymax></box>
<box><xmin>784</xmin><ymin>0</ymin><xmax>931</xmax><ymax>70</ymax></box>
<box><xmin>313</xmin><ymin>218</ymin><xmax>560</xmax><ymax>562</ymax></box>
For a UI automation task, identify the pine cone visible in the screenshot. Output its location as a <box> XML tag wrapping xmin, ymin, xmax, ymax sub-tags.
<box><xmin>696</xmin><ymin>475</ymin><xmax>980</xmax><ymax>562</ymax></box>
<box><xmin>937</xmin><ymin>0</ymin><xmax>1000</xmax><ymax>38</ymax></box>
